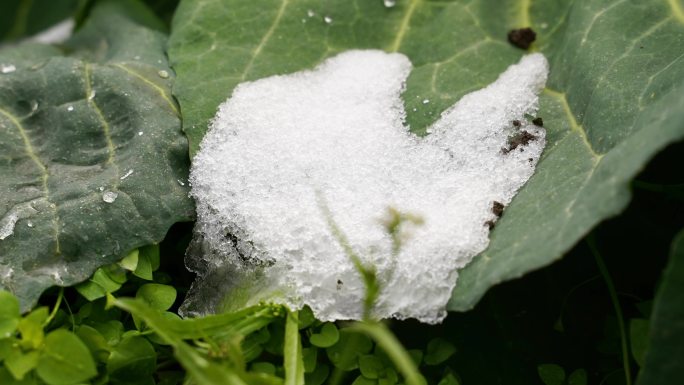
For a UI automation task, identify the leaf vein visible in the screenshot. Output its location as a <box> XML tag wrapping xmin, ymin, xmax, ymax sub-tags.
<box><xmin>112</xmin><ymin>63</ymin><xmax>180</xmax><ymax>116</ymax></box>
<box><xmin>0</xmin><ymin>107</ymin><xmax>61</xmax><ymax>253</ymax></box>
<box><xmin>543</xmin><ymin>88</ymin><xmax>602</xmax><ymax>159</ymax></box>
<box><xmin>388</xmin><ymin>0</ymin><xmax>421</xmax><ymax>52</ymax></box>
<box><xmin>240</xmin><ymin>0</ymin><xmax>290</xmax><ymax>81</ymax></box>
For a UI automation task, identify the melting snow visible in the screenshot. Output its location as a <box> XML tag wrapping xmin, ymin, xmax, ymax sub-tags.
<box><xmin>184</xmin><ymin>50</ymin><xmax>549</xmax><ymax>323</ymax></box>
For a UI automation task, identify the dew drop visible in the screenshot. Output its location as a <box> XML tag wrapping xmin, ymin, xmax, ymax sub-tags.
<box><xmin>177</xmin><ymin>179</ymin><xmax>186</xmax><ymax>186</ymax></box>
<box><xmin>158</xmin><ymin>70</ymin><xmax>170</xmax><ymax>79</ymax></box>
<box><xmin>323</xmin><ymin>16</ymin><xmax>333</xmax><ymax>24</ymax></box>
<box><xmin>0</xmin><ymin>64</ymin><xmax>16</xmax><ymax>74</ymax></box>
<box><xmin>307</xmin><ymin>9</ymin><xmax>315</xmax><ymax>17</ymax></box>
<box><xmin>67</xmin><ymin>105</ymin><xmax>74</xmax><ymax>111</ymax></box>
<box><xmin>383</xmin><ymin>0</ymin><xmax>397</xmax><ymax>7</ymax></box>
<box><xmin>102</xmin><ymin>191</ymin><xmax>118</xmax><ymax>203</ymax></box>
<box><xmin>27</xmin><ymin>221</ymin><xmax>34</xmax><ymax>228</ymax></box>
<box><xmin>138</xmin><ymin>131</ymin><xmax>144</xmax><ymax>136</ymax></box>
<box><xmin>422</xmin><ymin>99</ymin><xmax>430</xmax><ymax>104</ymax></box>
<box><xmin>98</xmin><ymin>186</ymin><xmax>104</xmax><ymax>192</ymax></box>
<box><xmin>120</xmin><ymin>169</ymin><xmax>134</xmax><ymax>180</ymax></box>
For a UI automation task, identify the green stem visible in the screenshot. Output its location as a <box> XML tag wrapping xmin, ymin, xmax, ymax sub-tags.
<box><xmin>283</xmin><ymin>311</ymin><xmax>304</xmax><ymax>385</ymax></box>
<box><xmin>587</xmin><ymin>236</ymin><xmax>632</xmax><ymax>385</ymax></box>
<box><xmin>349</xmin><ymin>322</ymin><xmax>426</xmax><ymax>385</ymax></box>
<box><xmin>43</xmin><ymin>287</ymin><xmax>64</xmax><ymax>327</ymax></box>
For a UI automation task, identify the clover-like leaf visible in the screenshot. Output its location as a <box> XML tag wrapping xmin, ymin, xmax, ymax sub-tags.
<box><xmin>36</xmin><ymin>329</ymin><xmax>98</xmax><ymax>385</ymax></box>
<box><xmin>0</xmin><ymin>1</ymin><xmax>194</xmax><ymax>310</ymax></box>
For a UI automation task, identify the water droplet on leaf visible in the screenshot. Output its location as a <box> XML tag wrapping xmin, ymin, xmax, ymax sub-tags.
<box><xmin>158</xmin><ymin>70</ymin><xmax>170</xmax><ymax>79</ymax></box>
<box><xmin>120</xmin><ymin>169</ymin><xmax>134</xmax><ymax>180</ymax></box>
<box><xmin>67</xmin><ymin>105</ymin><xmax>74</xmax><ymax>111</ymax></box>
<box><xmin>0</xmin><ymin>64</ymin><xmax>16</xmax><ymax>74</ymax></box>
<box><xmin>323</xmin><ymin>16</ymin><xmax>333</xmax><ymax>24</ymax></box>
<box><xmin>422</xmin><ymin>99</ymin><xmax>430</xmax><ymax>104</ymax></box>
<box><xmin>383</xmin><ymin>0</ymin><xmax>397</xmax><ymax>7</ymax></box>
<box><xmin>307</xmin><ymin>9</ymin><xmax>315</xmax><ymax>17</ymax></box>
<box><xmin>102</xmin><ymin>191</ymin><xmax>118</xmax><ymax>203</ymax></box>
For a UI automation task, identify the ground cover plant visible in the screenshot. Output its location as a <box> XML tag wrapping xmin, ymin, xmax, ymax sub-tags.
<box><xmin>0</xmin><ymin>0</ymin><xmax>682</xmax><ymax>384</ymax></box>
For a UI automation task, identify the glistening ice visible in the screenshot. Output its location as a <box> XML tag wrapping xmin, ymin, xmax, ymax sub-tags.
<box><xmin>182</xmin><ymin>50</ymin><xmax>549</xmax><ymax>323</ymax></box>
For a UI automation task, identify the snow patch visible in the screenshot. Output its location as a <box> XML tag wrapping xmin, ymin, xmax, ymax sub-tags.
<box><xmin>183</xmin><ymin>50</ymin><xmax>549</xmax><ymax>323</ymax></box>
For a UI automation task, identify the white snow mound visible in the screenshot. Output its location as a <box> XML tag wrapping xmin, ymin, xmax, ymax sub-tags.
<box><xmin>183</xmin><ymin>50</ymin><xmax>549</xmax><ymax>323</ymax></box>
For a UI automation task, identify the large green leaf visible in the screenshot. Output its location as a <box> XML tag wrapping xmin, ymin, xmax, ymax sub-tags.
<box><xmin>0</xmin><ymin>1</ymin><xmax>194</xmax><ymax>310</ymax></box>
<box><xmin>637</xmin><ymin>229</ymin><xmax>684</xmax><ymax>384</ymax></box>
<box><xmin>167</xmin><ymin>0</ymin><xmax>684</xmax><ymax>310</ymax></box>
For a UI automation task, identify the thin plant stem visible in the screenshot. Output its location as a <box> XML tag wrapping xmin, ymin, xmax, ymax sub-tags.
<box><xmin>349</xmin><ymin>322</ymin><xmax>426</xmax><ymax>385</ymax></box>
<box><xmin>587</xmin><ymin>236</ymin><xmax>632</xmax><ymax>385</ymax></box>
<box><xmin>317</xmin><ymin>192</ymin><xmax>379</xmax><ymax>320</ymax></box>
<box><xmin>43</xmin><ymin>287</ymin><xmax>64</xmax><ymax>327</ymax></box>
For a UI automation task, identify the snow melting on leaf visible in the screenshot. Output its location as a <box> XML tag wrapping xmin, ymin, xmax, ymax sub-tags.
<box><xmin>183</xmin><ymin>50</ymin><xmax>548</xmax><ymax>323</ymax></box>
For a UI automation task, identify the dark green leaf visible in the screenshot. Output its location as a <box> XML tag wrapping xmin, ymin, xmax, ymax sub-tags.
<box><xmin>407</xmin><ymin>349</ymin><xmax>423</xmax><ymax>367</ymax></box>
<box><xmin>309</xmin><ymin>323</ymin><xmax>339</xmax><ymax>348</ymax></box>
<box><xmin>0</xmin><ymin>366</ymin><xmax>35</xmax><ymax>385</ymax></box>
<box><xmin>424</xmin><ymin>338</ymin><xmax>456</xmax><ymax>366</ymax></box>
<box><xmin>297</xmin><ymin>306</ymin><xmax>315</xmax><ymax>330</ymax></box>
<box><xmin>537</xmin><ymin>364</ymin><xmax>565</xmax><ymax>385</ymax></box>
<box><xmin>0</xmin><ymin>0</ymin><xmax>193</xmax><ymax>311</ymax></box>
<box><xmin>76</xmin><ymin>264</ymin><xmax>128</xmax><ymax>301</ymax></box>
<box><xmin>379</xmin><ymin>367</ymin><xmax>398</xmax><ymax>385</ymax></box>
<box><xmin>359</xmin><ymin>354</ymin><xmax>385</xmax><ymax>379</ymax></box>
<box><xmin>168</xmin><ymin>0</ymin><xmax>684</xmax><ymax>311</ymax></box>
<box><xmin>326</xmin><ymin>329</ymin><xmax>373</xmax><ymax>371</ymax></box>
<box><xmin>0</xmin><ymin>290</ymin><xmax>20</xmax><ymax>338</ymax></box>
<box><xmin>630</xmin><ymin>318</ymin><xmax>650</xmax><ymax>367</ymax></box>
<box><xmin>568</xmin><ymin>369</ymin><xmax>587</xmax><ymax>385</ymax></box>
<box><xmin>251</xmin><ymin>362</ymin><xmax>277</xmax><ymax>375</ymax></box>
<box><xmin>36</xmin><ymin>329</ymin><xmax>97</xmax><ymax>385</ymax></box>
<box><xmin>305</xmin><ymin>364</ymin><xmax>329</xmax><ymax>385</ymax></box>
<box><xmin>75</xmin><ymin>325</ymin><xmax>111</xmax><ymax>363</ymax></box>
<box><xmin>302</xmin><ymin>347</ymin><xmax>317</xmax><ymax>373</ymax></box>
<box><xmin>90</xmin><ymin>320</ymin><xmax>124</xmax><ymax>346</ymax></box>
<box><xmin>352</xmin><ymin>376</ymin><xmax>377</xmax><ymax>385</ymax></box>
<box><xmin>136</xmin><ymin>283</ymin><xmax>177</xmax><ymax>311</ymax></box>
<box><xmin>133</xmin><ymin>244</ymin><xmax>160</xmax><ymax>280</ymax></box>
<box><xmin>637</xmin><ymin>230</ymin><xmax>684</xmax><ymax>385</ymax></box>
<box><xmin>106</xmin><ymin>335</ymin><xmax>156</xmax><ymax>380</ymax></box>
<box><xmin>437</xmin><ymin>373</ymin><xmax>460</xmax><ymax>385</ymax></box>
<box><xmin>0</xmin><ymin>0</ymin><xmax>78</xmax><ymax>42</ymax></box>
